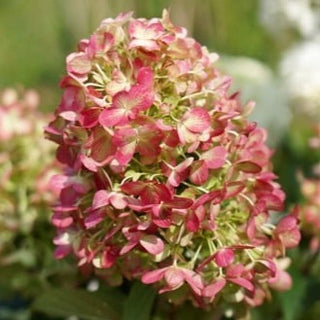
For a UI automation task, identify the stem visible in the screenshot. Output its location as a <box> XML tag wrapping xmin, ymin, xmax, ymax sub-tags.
<box><xmin>95</xmin><ymin>63</ymin><xmax>110</xmax><ymax>82</ymax></box>
<box><xmin>169</xmin><ymin>304</ymin><xmax>178</xmax><ymax>320</ymax></box>
<box><xmin>302</xmin><ymin>250</ymin><xmax>320</xmax><ymax>275</ymax></box>
<box><xmin>182</xmin><ymin>181</ymin><xmax>209</xmax><ymax>193</ymax></box>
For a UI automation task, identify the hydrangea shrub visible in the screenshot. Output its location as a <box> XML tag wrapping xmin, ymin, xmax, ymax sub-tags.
<box><xmin>46</xmin><ymin>11</ymin><xmax>300</xmax><ymax>309</ymax></box>
<box><xmin>0</xmin><ymin>88</ymin><xmax>56</xmax><ymax>263</ymax></box>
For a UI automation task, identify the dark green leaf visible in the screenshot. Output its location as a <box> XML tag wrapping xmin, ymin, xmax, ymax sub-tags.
<box><xmin>32</xmin><ymin>288</ymin><xmax>120</xmax><ymax>320</ymax></box>
<box><xmin>278</xmin><ymin>267</ymin><xmax>308</xmax><ymax>320</ymax></box>
<box><xmin>123</xmin><ymin>282</ymin><xmax>156</xmax><ymax>320</ymax></box>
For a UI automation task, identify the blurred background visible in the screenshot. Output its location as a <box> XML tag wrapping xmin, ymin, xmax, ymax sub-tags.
<box><xmin>1</xmin><ymin>0</ymin><xmax>320</xmax><ymax>319</ymax></box>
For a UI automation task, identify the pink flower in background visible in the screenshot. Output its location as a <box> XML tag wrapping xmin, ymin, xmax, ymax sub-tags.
<box><xmin>300</xmin><ymin>178</ymin><xmax>320</xmax><ymax>251</ymax></box>
<box><xmin>46</xmin><ymin>10</ymin><xmax>300</xmax><ymax>309</ymax></box>
<box><xmin>0</xmin><ymin>88</ymin><xmax>57</xmax><ymax>261</ymax></box>
<box><xmin>296</xmin><ymin>126</ymin><xmax>320</xmax><ymax>252</ymax></box>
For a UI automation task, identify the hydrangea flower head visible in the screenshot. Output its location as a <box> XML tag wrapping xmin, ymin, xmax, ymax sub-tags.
<box><xmin>46</xmin><ymin>11</ymin><xmax>300</xmax><ymax>310</ymax></box>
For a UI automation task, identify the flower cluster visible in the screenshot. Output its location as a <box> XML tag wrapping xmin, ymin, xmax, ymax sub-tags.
<box><xmin>300</xmin><ymin>178</ymin><xmax>320</xmax><ymax>251</ymax></box>
<box><xmin>299</xmin><ymin>126</ymin><xmax>320</xmax><ymax>251</ymax></box>
<box><xmin>46</xmin><ymin>11</ymin><xmax>300</xmax><ymax>309</ymax></box>
<box><xmin>0</xmin><ymin>88</ymin><xmax>56</xmax><ymax>263</ymax></box>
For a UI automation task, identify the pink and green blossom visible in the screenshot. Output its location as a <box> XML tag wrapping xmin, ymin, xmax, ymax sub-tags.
<box><xmin>46</xmin><ymin>11</ymin><xmax>300</xmax><ymax>310</ymax></box>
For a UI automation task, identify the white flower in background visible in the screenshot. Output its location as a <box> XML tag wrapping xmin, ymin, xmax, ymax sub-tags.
<box><xmin>280</xmin><ymin>37</ymin><xmax>320</xmax><ymax>118</ymax></box>
<box><xmin>259</xmin><ymin>0</ymin><xmax>320</xmax><ymax>38</ymax></box>
<box><xmin>218</xmin><ymin>56</ymin><xmax>290</xmax><ymax>145</ymax></box>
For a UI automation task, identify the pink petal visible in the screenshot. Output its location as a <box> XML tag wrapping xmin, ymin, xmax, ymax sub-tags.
<box><xmin>119</xmin><ymin>241</ymin><xmax>138</xmax><ymax>255</ymax></box>
<box><xmin>186</xmin><ymin>211</ymin><xmax>200</xmax><ymax>232</ymax></box>
<box><xmin>141</xmin><ymin>267</ymin><xmax>167</xmax><ymax>284</ymax></box>
<box><xmin>129</xmin><ymin>84</ymin><xmax>154</xmax><ymax>113</ymax></box>
<box><xmin>166</xmin><ymin>196</ymin><xmax>193</xmax><ymax>209</ymax></box>
<box><xmin>60</xmin><ymin>186</ymin><xmax>78</xmax><ymax>206</ymax></box>
<box><xmin>113</xmin><ymin>127</ymin><xmax>137</xmax><ymax>145</ymax></box>
<box><xmin>99</xmin><ymin>107</ymin><xmax>127</xmax><ymax>127</ymax></box>
<box><xmin>51</xmin><ymin>213</ymin><xmax>74</xmax><ymax>228</ymax></box>
<box><xmin>88</xmin><ymin>127</ymin><xmax>116</xmax><ymax>164</ymax></box>
<box><xmin>203</xmin><ymin>278</ymin><xmax>226</xmax><ymax>298</ymax></box>
<box><xmin>225</xmin><ymin>182</ymin><xmax>245</xmax><ymax>199</ymax></box>
<box><xmin>177</xmin><ymin>123</ymin><xmax>197</xmax><ymax>144</ymax></box>
<box><xmin>121</xmin><ymin>181</ymin><xmax>146</xmax><ymax>196</ymax></box>
<box><xmin>226</xmin><ymin>264</ymin><xmax>245</xmax><ymax>278</ymax></box>
<box><xmin>276</xmin><ymin>215</ymin><xmax>298</xmax><ymax>233</ymax></box>
<box><xmin>101</xmin><ymin>246</ymin><xmax>119</xmax><ymax>268</ymax></box>
<box><xmin>175</xmin><ymin>157</ymin><xmax>194</xmax><ymax>172</ymax></box>
<box><xmin>228</xmin><ymin>277</ymin><xmax>254</xmax><ymax>292</ymax></box>
<box><xmin>164</xmin><ymin>129</ymin><xmax>180</xmax><ymax>147</ymax></box>
<box><xmin>112</xmin><ymin>85</ymin><xmax>154</xmax><ymax>116</ymax></box>
<box><xmin>193</xmin><ymin>189</ymin><xmax>224</xmax><ymax>208</ymax></box>
<box><xmin>109</xmin><ymin>192</ymin><xmax>127</xmax><ymax>209</ymax></box>
<box><xmin>66</xmin><ymin>52</ymin><xmax>91</xmax><ymax>75</ymax></box>
<box><xmin>53</xmin><ymin>205</ymin><xmax>77</xmax><ymax>213</ymax></box>
<box><xmin>168</xmin><ymin>171</ymin><xmax>181</xmax><ymax>187</ymax></box>
<box><xmin>190</xmin><ymin>160</ymin><xmax>209</xmax><ymax>185</ymax></box>
<box><xmin>136</xmin><ymin>124</ymin><xmax>163</xmax><ymax>157</ymax></box>
<box><xmin>201</xmin><ymin>146</ymin><xmax>227</xmax><ymax>169</ymax></box>
<box><xmin>140</xmin><ymin>235</ymin><xmax>164</xmax><ymax>255</ymax></box>
<box><xmin>279</xmin><ymin>229</ymin><xmax>301</xmax><ymax>248</ymax></box>
<box><xmin>152</xmin><ymin>209</ymin><xmax>172</xmax><ymax>228</ymax></box>
<box><xmin>183</xmin><ymin>108</ymin><xmax>210</xmax><ymax>133</ymax></box>
<box><xmin>128</xmin><ymin>20</ymin><xmax>145</xmax><ymax>38</ymax></box>
<box><xmin>49</xmin><ymin>175</ymin><xmax>68</xmax><ymax>192</ymax></box>
<box><xmin>141</xmin><ymin>183</ymin><xmax>172</xmax><ymax>205</ymax></box>
<box><xmin>58</xmin><ymin>81</ymin><xmax>85</xmax><ymax>113</ymax></box>
<box><xmin>114</xmin><ymin>140</ymin><xmax>136</xmax><ymax>165</ymax></box>
<box><xmin>167</xmin><ymin>158</ymin><xmax>193</xmax><ymax>186</ymax></box>
<box><xmin>92</xmin><ymin>190</ymin><xmax>109</xmax><ymax>210</ymax></box>
<box><xmin>261</xmin><ymin>194</ymin><xmax>284</xmax><ymax>211</ymax></box>
<box><xmin>214</xmin><ymin>248</ymin><xmax>235</xmax><ymax>267</ymax></box>
<box><xmin>136</xmin><ymin>67</ymin><xmax>154</xmax><ymax>87</ymax></box>
<box><xmin>269</xmin><ymin>270</ymin><xmax>292</xmax><ymax>291</ymax></box>
<box><xmin>56</xmin><ymin>144</ymin><xmax>76</xmax><ymax>167</ymax></box>
<box><xmin>84</xmin><ymin>209</ymin><xmax>105</xmax><ymax>229</ymax></box>
<box><xmin>59</xmin><ymin>111</ymin><xmax>77</xmax><ymax>121</ymax></box>
<box><xmin>53</xmin><ymin>233</ymin><xmax>71</xmax><ymax>246</ymax></box>
<box><xmin>164</xmin><ymin>268</ymin><xmax>185</xmax><ymax>289</ymax></box>
<box><xmin>54</xmin><ymin>246</ymin><xmax>72</xmax><ymax>259</ymax></box>
<box><xmin>128</xmin><ymin>20</ymin><xmax>164</xmax><ymax>40</ymax></box>
<box><xmin>181</xmin><ymin>269</ymin><xmax>204</xmax><ymax>296</ymax></box>
<box><xmin>88</xmin><ymin>32</ymin><xmax>114</xmax><ymax>57</ymax></box>
<box><xmin>80</xmin><ymin>154</ymin><xmax>98</xmax><ymax>172</ymax></box>
<box><xmin>129</xmin><ymin>39</ymin><xmax>160</xmax><ymax>51</ymax></box>
<box><xmin>79</xmin><ymin>107</ymin><xmax>101</xmax><ymax>128</ymax></box>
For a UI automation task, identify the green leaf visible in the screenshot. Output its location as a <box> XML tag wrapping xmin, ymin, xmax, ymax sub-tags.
<box><xmin>32</xmin><ymin>288</ymin><xmax>120</xmax><ymax>320</ymax></box>
<box><xmin>278</xmin><ymin>267</ymin><xmax>308</xmax><ymax>320</ymax></box>
<box><xmin>123</xmin><ymin>281</ymin><xmax>156</xmax><ymax>320</ymax></box>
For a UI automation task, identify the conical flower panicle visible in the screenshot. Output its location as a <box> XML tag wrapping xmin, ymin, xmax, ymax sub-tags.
<box><xmin>46</xmin><ymin>11</ymin><xmax>300</xmax><ymax>309</ymax></box>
